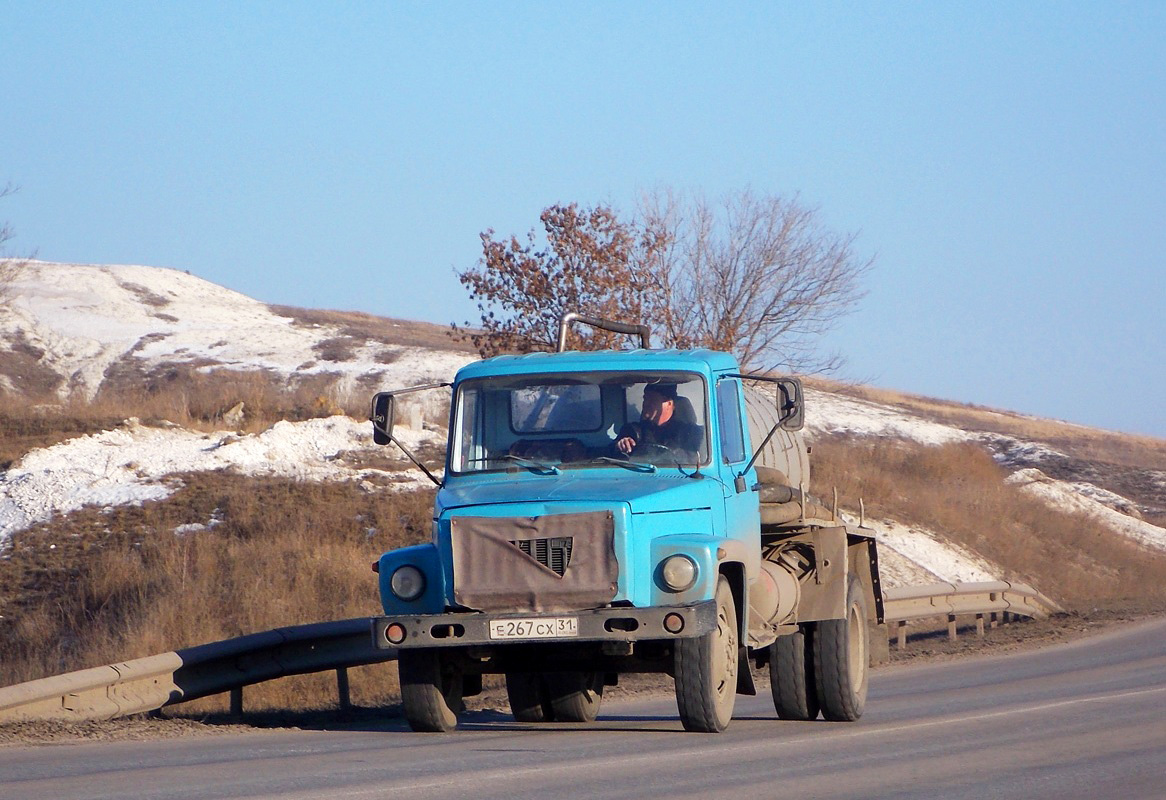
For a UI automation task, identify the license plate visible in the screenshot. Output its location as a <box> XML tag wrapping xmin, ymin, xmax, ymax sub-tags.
<box><xmin>489</xmin><ymin>616</ymin><xmax>579</xmax><ymax>640</ymax></box>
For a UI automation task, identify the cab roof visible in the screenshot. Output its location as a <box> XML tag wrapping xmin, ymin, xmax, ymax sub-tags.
<box><xmin>454</xmin><ymin>348</ymin><xmax>741</xmax><ymax>382</ymax></box>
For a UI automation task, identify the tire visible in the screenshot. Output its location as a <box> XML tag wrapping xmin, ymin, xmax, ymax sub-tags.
<box><xmin>813</xmin><ymin>575</ymin><xmax>870</xmax><ymax>721</ymax></box>
<box><xmin>674</xmin><ymin>575</ymin><xmax>738</xmax><ymax>732</ymax></box>
<box><xmin>769</xmin><ymin>625</ymin><xmax>820</xmax><ymax>720</ymax></box>
<box><xmin>399</xmin><ymin>649</ymin><xmax>463</xmax><ymax>732</ymax></box>
<box><xmin>546</xmin><ymin>671</ymin><xmax>604</xmax><ymax>723</ymax></box>
<box><xmin>505</xmin><ymin>672</ymin><xmax>554</xmax><ymax>723</ymax></box>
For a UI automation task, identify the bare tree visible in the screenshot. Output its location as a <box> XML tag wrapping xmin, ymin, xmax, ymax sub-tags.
<box><xmin>0</xmin><ymin>183</ymin><xmax>30</xmax><ymax>294</ymax></box>
<box><xmin>455</xmin><ymin>189</ymin><xmax>872</xmax><ymax>372</ymax></box>
<box><xmin>640</xmin><ymin>188</ymin><xmax>872</xmax><ymax>373</ymax></box>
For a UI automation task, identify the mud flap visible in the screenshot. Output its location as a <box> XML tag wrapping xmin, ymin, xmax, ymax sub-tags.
<box><xmin>736</xmin><ymin>645</ymin><xmax>757</xmax><ymax>695</ymax></box>
<box><xmin>848</xmin><ymin>536</ymin><xmax>890</xmax><ymax>666</ymax></box>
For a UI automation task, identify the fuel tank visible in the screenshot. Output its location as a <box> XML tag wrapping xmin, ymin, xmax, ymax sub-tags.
<box><xmin>747</xmin><ymin>558</ymin><xmax>801</xmax><ymax>626</ymax></box>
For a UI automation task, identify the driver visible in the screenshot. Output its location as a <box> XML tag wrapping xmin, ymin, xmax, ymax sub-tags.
<box><xmin>614</xmin><ymin>383</ymin><xmax>702</xmax><ymax>460</ymax></box>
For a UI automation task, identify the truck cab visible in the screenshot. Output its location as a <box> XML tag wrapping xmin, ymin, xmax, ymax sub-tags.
<box><xmin>370</xmin><ymin>316</ymin><xmax>881</xmax><ymax>732</ymax></box>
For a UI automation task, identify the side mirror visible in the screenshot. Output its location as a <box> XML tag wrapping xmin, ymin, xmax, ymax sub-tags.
<box><xmin>776</xmin><ymin>378</ymin><xmax>804</xmax><ymax>431</ymax></box>
<box><xmin>371</xmin><ymin>392</ymin><xmax>395</xmax><ymax>445</ymax></box>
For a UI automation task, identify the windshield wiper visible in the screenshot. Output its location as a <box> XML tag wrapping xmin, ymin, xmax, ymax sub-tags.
<box><xmin>500</xmin><ymin>454</ymin><xmax>560</xmax><ymax>475</ymax></box>
<box><xmin>587</xmin><ymin>456</ymin><xmax>657</xmax><ymax>473</ymax></box>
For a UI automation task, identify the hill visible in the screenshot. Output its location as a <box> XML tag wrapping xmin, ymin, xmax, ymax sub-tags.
<box><xmin>1</xmin><ymin>260</ymin><xmax>1164</xmax><ymax>705</ymax></box>
<box><xmin>0</xmin><ymin>260</ymin><xmax>474</xmax><ymax>401</ymax></box>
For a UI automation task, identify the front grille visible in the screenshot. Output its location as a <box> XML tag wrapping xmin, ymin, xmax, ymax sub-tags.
<box><xmin>510</xmin><ymin>537</ymin><xmax>573</xmax><ymax>576</ymax></box>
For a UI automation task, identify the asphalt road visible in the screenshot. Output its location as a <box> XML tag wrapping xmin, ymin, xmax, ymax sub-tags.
<box><xmin>3</xmin><ymin>618</ymin><xmax>1164</xmax><ymax>800</ymax></box>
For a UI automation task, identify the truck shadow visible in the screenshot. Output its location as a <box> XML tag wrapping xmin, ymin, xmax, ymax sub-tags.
<box><xmin>459</xmin><ymin>709</ymin><xmax>692</xmax><ymax>734</ymax></box>
<box><xmin>166</xmin><ymin>706</ymin><xmax>741</xmax><ymax>735</ymax></box>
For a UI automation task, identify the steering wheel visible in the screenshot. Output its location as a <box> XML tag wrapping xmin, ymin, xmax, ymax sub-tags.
<box><xmin>631</xmin><ymin>442</ymin><xmax>672</xmax><ymax>459</ymax></box>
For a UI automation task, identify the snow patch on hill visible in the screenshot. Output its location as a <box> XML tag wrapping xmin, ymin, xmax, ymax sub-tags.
<box><xmin>827</xmin><ymin>510</ymin><xmax>1000</xmax><ymax>587</ymax></box>
<box><xmin>864</xmin><ymin>518</ymin><xmax>1001</xmax><ymax>587</ymax></box>
<box><xmin>0</xmin><ymin>261</ymin><xmax>472</xmax><ymax>398</ymax></box>
<box><xmin>0</xmin><ymin>417</ymin><xmax>440</xmax><ymax>549</ymax></box>
<box><xmin>1006</xmin><ymin>468</ymin><xmax>1166</xmax><ymax>552</ymax></box>
<box><xmin>805</xmin><ymin>389</ymin><xmax>973</xmax><ymax>446</ymax></box>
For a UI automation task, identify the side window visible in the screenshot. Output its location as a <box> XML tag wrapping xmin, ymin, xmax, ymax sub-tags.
<box><xmin>717</xmin><ymin>379</ymin><xmax>746</xmax><ymax>464</ymax></box>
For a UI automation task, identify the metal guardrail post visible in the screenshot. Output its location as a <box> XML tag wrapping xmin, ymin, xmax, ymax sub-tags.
<box><xmin>337</xmin><ymin>668</ymin><xmax>351</xmax><ymax>710</ymax></box>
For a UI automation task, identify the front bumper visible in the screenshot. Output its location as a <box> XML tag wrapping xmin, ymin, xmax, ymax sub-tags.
<box><xmin>372</xmin><ymin>600</ymin><xmax>717</xmax><ymax>650</ymax></box>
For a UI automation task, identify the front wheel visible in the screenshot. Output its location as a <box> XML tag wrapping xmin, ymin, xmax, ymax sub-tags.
<box><xmin>399</xmin><ymin>649</ymin><xmax>463</xmax><ymax>732</ymax></box>
<box><xmin>813</xmin><ymin>576</ymin><xmax>870</xmax><ymax>721</ymax></box>
<box><xmin>674</xmin><ymin>575</ymin><xmax>738</xmax><ymax>732</ymax></box>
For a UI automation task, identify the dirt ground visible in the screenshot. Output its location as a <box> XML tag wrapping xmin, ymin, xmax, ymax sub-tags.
<box><xmin>3</xmin><ymin>604</ymin><xmax>1158</xmax><ymax>748</ymax></box>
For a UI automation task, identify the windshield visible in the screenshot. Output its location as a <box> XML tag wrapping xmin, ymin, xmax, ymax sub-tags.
<box><xmin>450</xmin><ymin>371</ymin><xmax>709</xmax><ymax>474</ymax></box>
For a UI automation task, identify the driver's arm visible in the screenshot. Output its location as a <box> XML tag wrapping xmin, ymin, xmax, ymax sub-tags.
<box><xmin>614</xmin><ymin>422</ymin><xmax>640</xmax><ymax>455</ymax></box>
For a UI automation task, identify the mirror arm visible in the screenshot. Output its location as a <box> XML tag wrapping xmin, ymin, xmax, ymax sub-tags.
<box><xmin>368</xmin><ymin>382</ymin><xmax>451</xmax><ymax>487</ymax></box>
<box><xmin>722</xmin><ymin>373</ymin><xmax>797</xmax><ymax>478</ymax></box>
<box><xmin>740</xmin><ymin>422</ymin><xmax>781</xmax><ymax>479</ymax></box>
<box><xmin>371</xmin><ymin>417</ymin><xmax>443</xmax><ymax>487</ymax></box>
<box><xmin>724</xmin><ymin>373</ymin><xmax>798</xmax><ymax>416</ymax></box>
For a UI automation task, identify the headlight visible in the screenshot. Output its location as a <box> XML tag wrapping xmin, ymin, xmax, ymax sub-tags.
<box><xmin>390</xmin><ymin>565</ymin><xmax>426</xmax><ymax>601</ymax></box>
<box><xmin>660</xmin><ymin>554</ymin><xmax>698</xmax><ymax>592</ymax></box>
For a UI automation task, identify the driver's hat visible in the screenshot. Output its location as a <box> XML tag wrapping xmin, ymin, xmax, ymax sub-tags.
<box><xmin>645</xmin><ymin>383</ymin><xmax>678</xmax><ymax>401</ymax></box>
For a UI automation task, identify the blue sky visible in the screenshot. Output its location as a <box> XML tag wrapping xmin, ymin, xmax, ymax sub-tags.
<box><xmin>3</xmin><ymin>3</ymin><xmax>1164</xmax><ymax>437</ymax></box>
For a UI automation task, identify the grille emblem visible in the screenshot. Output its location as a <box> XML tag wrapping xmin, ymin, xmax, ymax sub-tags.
<box><xmin>510</xmin><ymin>537</ymin><xmax>573</xmax><ymax>576</ymax></box>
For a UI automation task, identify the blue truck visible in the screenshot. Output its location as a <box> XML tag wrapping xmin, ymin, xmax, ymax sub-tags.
<box><xmin>370</xmin><ymin>313</ymin><xmax>884</xmax><ymax>732</ymax></box>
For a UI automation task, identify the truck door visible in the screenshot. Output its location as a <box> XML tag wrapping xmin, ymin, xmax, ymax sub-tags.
<box><xmin>716</xmin><ymin>378</ymin><xmax>761</xmax><ymax>546</ymax></box>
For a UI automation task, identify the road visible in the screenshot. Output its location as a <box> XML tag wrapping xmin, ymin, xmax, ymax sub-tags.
<box><xmin>2</xmin><ymin>618</ymin><xmax>1164</xmax><ymax>800</ymax></box>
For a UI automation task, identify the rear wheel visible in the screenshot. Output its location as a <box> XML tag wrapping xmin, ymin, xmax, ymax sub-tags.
<box><xmin>813</xmin><ymin>576</ymin><xmax>869</xmax><ymax>721</ymax></box>
<box><xmin>547</xmin><ymin>671</ymin><xmax>604</xmax><ymax>722</ymax></box>
<box><xmin>399</xmin><ymin>649</ymin><xmax>463</xmax><ymax>732</ymax></box>
<box><xmin>505</xmin><ymin>672</ymin><xmax>554</xmax><ymax>722</ymax></box>
<box><xmin>769</xmin><ymin>625</ymin><xmax>820</xmax><ymax>720</ymax></box>
<box><xmin>674</xmin><ymin>575</ymin><xmax>738</xmax><ymax>732</ymax></box>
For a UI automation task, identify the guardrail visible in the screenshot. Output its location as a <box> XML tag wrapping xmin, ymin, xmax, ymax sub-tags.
<box><xmin>0</xmin><ymin>618</ymin><xmax>396</xmax><ymax>724</ymax></box>
<box><xmin>0</xmin><ymin>581</ymin><xmax>1062</xmax><ymax>724</ymax></box>
<box><xmin>882</xmin><ymin>580</ymin><xmax>1061</xmax><ymax>649</ymax></box>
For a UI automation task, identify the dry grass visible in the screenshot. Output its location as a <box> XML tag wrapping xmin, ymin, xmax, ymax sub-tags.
<box><xmin>95</xmin><ymin>364</ymin><xmax>377</xmax><ymax>429</ymax></box>
<box><xmin>0</xmin><ymin>473</ymin><xmax>435</xmax><ymax>711</ymax></box>
<box><xmin>269</xmin><ymin>306</ymin><xmax>477</xmax><ymax>354</ymax></box>
<box><xmin>0</xmin><ymin>332</ymin><xmax>65</xmax><ymax>399</ymax></box>
<box><xmin>115</xmin><ymin>280</ymin><xmax>172</xmax><ymax>309</ymax></box>
<box><xmin>810</xmin><ymin>435</ymin><xmax>1166</xmax><ymax>610</ymax></box>
<box><xmin>0</xmin><ymin>368</ymin><xmax>383</xmax><ymax>468</ymax></box>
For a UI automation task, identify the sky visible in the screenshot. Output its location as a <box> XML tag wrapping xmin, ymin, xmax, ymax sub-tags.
<box><xmin>2</xmin><ymin>3</ymin><xmax>1164</xmax><ymax>437</ymax></box>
